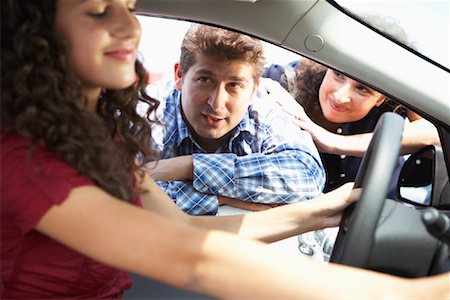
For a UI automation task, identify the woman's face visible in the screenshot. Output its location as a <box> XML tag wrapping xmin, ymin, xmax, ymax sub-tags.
<box><xmin>55</xmin><ymin>0</ymin><xmax>141</xmax><ymax>102</ymax></box>
<box><xmin>318</xmin><ymin>69</ymin><xmax>385</xmax><ymax>123</ymax></box>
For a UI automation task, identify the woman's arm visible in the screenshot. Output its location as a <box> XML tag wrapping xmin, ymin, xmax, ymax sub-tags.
<box><xmin>191</xmin><ymin>183</ymin><xmax>357</xmax><ymax>243</ymax></box>
<box><xmin>35</xmin><ymin>184</ymin><xmax>450</xmax><ymax>299</ymax></box>
<box><xmin>296</xmin><ymin>117</ymin><xmax>441</xmax><ymax>156</ymax></box>
<box><xmin>401</xmin><ymin>118</ymin><xmax>441</xmax><ymax>154</ymax></box>
<box><xmin>262</xmin><ymin>78</ymin><xmax>440</xmax><ymax>156</ymax></box>
<box><xmin>139</xmin><ymin>171</ymin><xmax>356</xmax><ymax>243</ymax></box>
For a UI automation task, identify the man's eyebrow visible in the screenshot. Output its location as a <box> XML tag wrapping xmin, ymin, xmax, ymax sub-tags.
<box><xmin>194</xmin><ymin>69</ymin><xmax>249</xmax><ymax>82</ymax></box>
<box><xmin>228</xmin><ymin>75</ymin><xmax>247</xmax><ymax>82</ymax></box>
<box><xmin>194</xmin><ymin>69</ymin><xmax>215</xmax><ymax>76</ymax></box>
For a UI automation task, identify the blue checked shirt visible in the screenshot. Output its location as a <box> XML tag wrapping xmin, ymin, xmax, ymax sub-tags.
<box><xmin>139</xmin><ymin>76</ymin><xmax>325</xmax><ymax>215</ymax></box>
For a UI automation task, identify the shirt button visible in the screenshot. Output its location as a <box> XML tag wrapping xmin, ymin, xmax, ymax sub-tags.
<box><xmin>340</xmin><ymin>155</ymin><xmax>346</xmax><ymax>159</ymax></box>
<box><xmin>299</xmin><ymin>243</ymin><xmax>315</xmax><ymax>256</ymax></box>
<box><xmin>340</xmin><ymin>173</ymin><xmax>346</xmax><ymax>178</ymax></box>
<box><xmin>336</xmin><ymin>128</ymin><xmax>343</xmax><ymax>134</ymax></box>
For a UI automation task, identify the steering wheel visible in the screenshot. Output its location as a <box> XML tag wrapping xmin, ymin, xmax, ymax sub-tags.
<box><xmin>329</xmin><ymin>112</ymin><xmax>405</xmax><ymax>268</ymax></box>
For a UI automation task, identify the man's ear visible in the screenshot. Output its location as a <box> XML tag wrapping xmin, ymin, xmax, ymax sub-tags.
<box><xmin>174</xmin><ymin>62</ymin><xmax>183</xmax><ymax>91</ymax></box>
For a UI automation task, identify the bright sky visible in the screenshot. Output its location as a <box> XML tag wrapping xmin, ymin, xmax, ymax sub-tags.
<box><xmin>338</xmin><ymin>0</ymin><xmax>450</xmax><ymax>68</ymax></box>
<box><xmin>138</xmin><ymin>0</ymin><xmax>449</xmax><ymax>73</ymax></box>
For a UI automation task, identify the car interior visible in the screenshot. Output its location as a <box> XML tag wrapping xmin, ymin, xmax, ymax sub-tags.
<box><xmin>124</xmin><ymin>0</ymin><xmax>450</xmax><ymax>298</ymax></box>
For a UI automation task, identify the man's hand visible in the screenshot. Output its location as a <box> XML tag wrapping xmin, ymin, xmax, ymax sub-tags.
<box><xmin>144</xmin><ymin>156</ymin><xmax>194</xmax><ymax>181</ymax></box>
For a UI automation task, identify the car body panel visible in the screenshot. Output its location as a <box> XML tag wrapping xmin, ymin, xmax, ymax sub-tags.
<box><xmin>137</xmin><ymin>0</ymin><xmax>317</xmax><ymax>45</ymax></box>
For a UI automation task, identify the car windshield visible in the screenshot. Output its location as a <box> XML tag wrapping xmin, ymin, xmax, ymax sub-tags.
<box><xmin>335</xmin><ymin>0</ymin><xmax>450</xmax><ymax>69</ymax></box>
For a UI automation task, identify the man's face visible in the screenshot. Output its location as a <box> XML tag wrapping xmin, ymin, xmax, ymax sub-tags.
<box><xmin>175</xmin><ymin>56</ymin><xmax>259</xmax><ymax>151</ymax></box>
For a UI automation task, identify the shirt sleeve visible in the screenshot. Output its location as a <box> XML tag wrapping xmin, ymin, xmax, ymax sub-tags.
<box><xmin>1</xmin><ymin>136</ymin><xmax>93</xmax><ymax>235</ymax></box>
<box><xmin>192</xmin><ymin>100</ymin><xmax>325</xmax><ymax>204</ymax></box>
<box><xmin>192</xmin><ymin>151</ymin><xmax>324</xmax><ymax>204</ymax></box>
<box><xmin>154</xmin><ymin>180</ymin><xmax>218</xmax><ymax>215</ymax></box>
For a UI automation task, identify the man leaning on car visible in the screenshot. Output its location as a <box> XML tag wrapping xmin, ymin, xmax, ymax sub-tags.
<box><xmin>138</xmin><ymin>24</ymin><xmax>325</xmax><ymax>215</ymax></box>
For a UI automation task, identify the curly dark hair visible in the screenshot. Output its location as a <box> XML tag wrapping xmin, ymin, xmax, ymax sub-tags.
<box><xmin>294</xmin><ymin>59</ymin><xmax>327</xmax><ymax>117</ymax></box>
<box><xmin>1</xmin><ymin>0</ymin><xmax>159</xmax><ymax>201</ymax></box>
<box><xmin>294</xmin><ymin>59</ymin><xmax>406</xmax><ymax>123</ymax></box>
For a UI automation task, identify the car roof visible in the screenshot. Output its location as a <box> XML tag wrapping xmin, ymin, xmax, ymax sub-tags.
<box><xmin>137</xmin><ymin>0</ymin><xmax>450</xmax><ymax>127</ymax></box>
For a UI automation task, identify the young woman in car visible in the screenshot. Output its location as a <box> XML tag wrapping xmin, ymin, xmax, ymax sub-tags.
<box><xmin>1</xmin><ymin>1</ymin><xmax>448</xmax><ymax>299</ymax></box>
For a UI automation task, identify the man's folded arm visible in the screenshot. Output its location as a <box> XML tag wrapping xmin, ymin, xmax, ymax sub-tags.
<box><xmin>192</xmin><ymin>151</ymin><xmax>325</xmax><ymax>204</ymax></box>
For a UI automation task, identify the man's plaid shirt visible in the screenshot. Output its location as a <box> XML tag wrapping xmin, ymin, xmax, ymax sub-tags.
<box><xmin>140</xmin><ymin>77</ymin><xmax>325</xmax><ymax>215</ymax></box>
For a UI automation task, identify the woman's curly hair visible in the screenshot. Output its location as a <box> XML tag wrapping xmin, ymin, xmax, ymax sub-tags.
<box><xmin>1</xmin><ymin>0</ymin><xmax>159</xmax><ymax>201</ymax></box>
<box><xmin>294</xmin><ymin>59</ymin><xmax>327</xmax><ymax>116</ymax></box>
<box><xmin>294</xmin><ymin>59</ymin><xmax>407</xmax><ymax>120</ymax></box>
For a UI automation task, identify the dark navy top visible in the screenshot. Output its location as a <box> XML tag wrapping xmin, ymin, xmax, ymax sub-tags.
<box><xmin>320</xmin><ymin>104</ymin><xmax>405</xmax><ymax>200</ymax></box>
<box><xmin>263</xmin><ymin>62</ymin><xmax>405</xmax><ymax>199</ymax></box>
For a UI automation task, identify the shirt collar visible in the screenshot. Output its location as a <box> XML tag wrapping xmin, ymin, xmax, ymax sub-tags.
<box><xmin>170</xmin><ymin>90</ymin><xmax>191</xmax><ymax>148</ymax></box>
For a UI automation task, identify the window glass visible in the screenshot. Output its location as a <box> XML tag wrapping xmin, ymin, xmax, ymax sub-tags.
<box><xmin>336</xmin><ymin>0</ymin><xmax>449</xmax><ymax>69</ymax></box>
<box><xmin>137</xmin><ymin>16</ymin><xmax>300</xmax><ymax>82</ymax></box>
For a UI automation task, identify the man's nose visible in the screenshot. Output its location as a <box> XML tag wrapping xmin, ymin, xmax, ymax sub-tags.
<box><xmin>207</xmin><ymin>84</ymin><xmax>228</xmax><ymax>110</ymax></box>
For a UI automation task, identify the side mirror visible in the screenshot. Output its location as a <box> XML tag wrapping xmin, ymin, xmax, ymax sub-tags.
<box><xmin>398</xmin><ymin>145</ymin><xmax>450</xmax><ymax>208</ymax></box>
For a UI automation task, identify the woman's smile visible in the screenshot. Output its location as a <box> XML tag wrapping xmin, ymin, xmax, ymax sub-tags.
<box><xmin>328</xmin><ymin>98</ymin><xmax>349</xmax><ymax>113</ymax></box>
<box><xmin>104</xmin><ymin>48</ymin><xmax>136</xmax><ymax>61</ymax></box>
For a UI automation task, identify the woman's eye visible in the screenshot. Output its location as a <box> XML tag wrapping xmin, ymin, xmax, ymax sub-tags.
<box><xmin>128</xmin><ymin>0</ymin><xmax>137</xmax><ymax>12</ymax></box>
<box><xmin>334</xmin><ymin>71</ymin><xmax>345</xmax><ymax>79</ymax></box>
<box><xmin>88</xmin><ymin>10</ymin><xmax>107</xmax><ymax>19</ymax></box>
<box><xmin>356</xmin><ymin>86</ymin><xmax>370</xmax><ymax>94</ymax></box>
<box><xmin>87</xmin><ymin>5</ymin><xmax>110</xmax><ymax>19</ymax></box>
